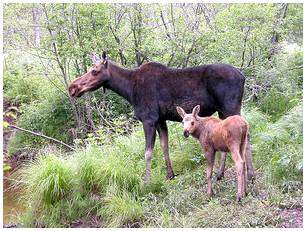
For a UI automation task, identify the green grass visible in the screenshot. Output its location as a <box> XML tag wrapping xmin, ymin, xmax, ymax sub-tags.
<box><xmin>12</xmin><ymin>105</ymin><xmax>302</xmax><ymax>228</ymax></box>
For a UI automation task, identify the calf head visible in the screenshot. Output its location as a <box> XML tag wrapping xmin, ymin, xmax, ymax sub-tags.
<box><xmin>176</xmin><ymin>105</ymin><xmax>201</xmax><ymax>138</ymax></box>
<box><xmin>69</xmin><ymin>52</ymin><xmax>110</xmax><ymax>97</ymax></box>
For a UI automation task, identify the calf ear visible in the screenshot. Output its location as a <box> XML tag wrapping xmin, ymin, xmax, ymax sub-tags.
<box><xmin>192</xmin><ymin>105</ymin><xmax>201</xmax><ymax>117</ymax></box>
<box><xmin>176</xmin><ymin>106</ymin><xmax>186</xmax><ymax>118</ymax></box>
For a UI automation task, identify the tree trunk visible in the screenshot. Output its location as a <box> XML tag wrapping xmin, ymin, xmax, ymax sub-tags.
<box><xmin>32</xmin><ymin>7</ymin><xmax>41</xmax><ymax>47</ymax></box>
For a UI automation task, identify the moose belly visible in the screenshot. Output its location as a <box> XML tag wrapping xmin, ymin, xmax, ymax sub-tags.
<box><xmin>158</xmin><ymin>98</ymin><xmax>216</xmax><ymax>122</ymax></box>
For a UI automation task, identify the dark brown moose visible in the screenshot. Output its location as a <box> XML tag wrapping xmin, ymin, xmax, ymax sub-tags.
<box><xmin>68</xmin><ymin>52</ymin><xmax>254</xmax><ymax>183</ymax></box>
<box><xmin>177</xmin><ymin>105</ymin><xmax>250</xmax><ymax>201</ymax></box>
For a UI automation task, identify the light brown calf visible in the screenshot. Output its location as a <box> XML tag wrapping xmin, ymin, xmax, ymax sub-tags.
<box><xmin>177</xmin><ymin>105</ymin><xmax>249</xmax><ymax>202</ymax></box>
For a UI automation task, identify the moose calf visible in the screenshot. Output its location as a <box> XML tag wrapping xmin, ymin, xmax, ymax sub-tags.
<box><xmin>177</xmin><ymin>105</ymin><xmax>249</xmax><ymax>202</ymax></box>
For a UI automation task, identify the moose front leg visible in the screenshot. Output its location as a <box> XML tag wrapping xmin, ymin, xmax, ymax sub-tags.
<box><xmin>143</xmin><ymin>120</ymin><xmax>157</xmax><ymax>184</ymax></box>
<box><xmin>157</xmin><ymin>121</ymin><xmax>174</xmax><ymax>180</ymax></box>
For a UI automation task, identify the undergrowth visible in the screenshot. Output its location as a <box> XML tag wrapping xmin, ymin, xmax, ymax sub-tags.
<box><xmin>13</xmin><ymin>105</ymin><xmax>302</xmax><ymax>228</ymax></box>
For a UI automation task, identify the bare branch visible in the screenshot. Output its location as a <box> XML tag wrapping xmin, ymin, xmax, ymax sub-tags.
<box><xmin>9</xmin><ymin>125</ymin><xmax>75</xmax><ymax>151</ymax></box>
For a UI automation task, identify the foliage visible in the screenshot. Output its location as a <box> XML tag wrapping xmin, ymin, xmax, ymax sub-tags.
<box><xmin>8</xmin><ymin>87</ymin><xmax>74</xmax><ymax>155</ymax></box>
<box><xmin>3</xmin><ymin>61</ymin><xmax>45</xmax><ymax>105</ymax></box>
<box><xmin>246</xmin><ymin>48</ymin><xmax>302</xmax><ymax>121</ymax></box>
<box><xmin>13</xmin><ymin>105</ymin><xmax>303</xmax><ymax>227</ymax></box>
<box><xmin>252</xmin><ymin>104</ymin><xmax>303</xmax><ymax>185</ymax></box>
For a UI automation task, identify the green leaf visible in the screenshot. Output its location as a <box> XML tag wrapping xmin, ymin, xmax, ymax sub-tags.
<box><xmin>3</xmin><ymin>121</ymin><xmax>10</xmax><ymax>129</ymax></box>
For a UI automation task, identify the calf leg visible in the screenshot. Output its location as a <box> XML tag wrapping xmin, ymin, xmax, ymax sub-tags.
<box><xmin>216</xmin><ymin>152</ymin><xmax>227</xmax><ymax>180</ymax></box>
<box><xmin>205</xmin><ymin>149</ymin><xmax>216</xmax><ymax>197</ymax></box>
<box><xmin>229</xmin><ymin>146</ymin><xmax>247</xmax><ymax>202</ymax></box>
<box><xmin>143</xmin><ymin>120</ymin><xmax>157</xmax><ymax>184</ymax></box>
<box><xmin>157</xmin><ymin>121</ymin><xmax>175</xmax><ymax>180</ymax></box>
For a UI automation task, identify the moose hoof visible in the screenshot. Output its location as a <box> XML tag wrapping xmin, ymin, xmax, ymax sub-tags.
<box><xmin>166</xmin><ymin>174</ymin><xmax>175</xmax><ymax>180</ymax></box>
<box><xmin>247</xmin><ymin>173</ymin><xmax>256</xmax><ymax>183</ymax></box>
<box><xmin>215</xmin><ymin>171</ymin><xmax>224</xmax><ymax>181</ymax></box>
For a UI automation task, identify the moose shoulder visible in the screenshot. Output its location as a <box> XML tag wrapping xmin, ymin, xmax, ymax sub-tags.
<box><xmin>69</xmin><ymin>53</ymin><xmax>251</xmax><ymax>183</ymax></box>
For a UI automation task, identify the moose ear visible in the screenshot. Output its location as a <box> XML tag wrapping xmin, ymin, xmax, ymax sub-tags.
<box><xmin>176</xmin><ymin>106</ymin><xmax>186</xmax><ymax>119</ymax></box>
<box><xmin>192</xmin><ymin>105</ymin><xmax>200</xmax><ymax>117</ymax></box>
<box><xmin>102</xmin><ymin>51</ymin><xmax>107</xmax><ymax>60</ymax></box>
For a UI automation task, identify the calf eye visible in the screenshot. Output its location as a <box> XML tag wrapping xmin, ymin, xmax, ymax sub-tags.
<box><xmin>191</xmin><ymin>122</ymin><xmax>194</xmax><ymax>126</ymax></box>
<box><xmin>92</xmin><ymin>70</ymin><xmax>98</xmax><ymax>75</ymax></box>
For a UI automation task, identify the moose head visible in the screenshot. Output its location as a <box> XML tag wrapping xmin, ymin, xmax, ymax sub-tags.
<box><xmin>69</xmin><ymin>52</ymin><xmax>110</xmax><ymax>97</ymax></box>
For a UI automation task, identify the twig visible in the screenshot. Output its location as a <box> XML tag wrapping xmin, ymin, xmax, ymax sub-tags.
<box><xmin>9</xmin><ymin>125</ymin><xmax>75</xmax><ymax>151</ymax></box>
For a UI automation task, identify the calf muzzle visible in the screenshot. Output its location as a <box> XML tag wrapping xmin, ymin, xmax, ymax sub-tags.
<box><xmin>183</xmin><ymin>130</ymin><xmax>190</xmax><ymax>138</ymax></box>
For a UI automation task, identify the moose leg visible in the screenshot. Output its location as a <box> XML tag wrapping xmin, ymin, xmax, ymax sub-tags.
<box><xmin>143</xmin><ymin>120</ymin><xmax>157</xmax><ymax>184</ymax></box>
<box><xmin>205</xmin><ymin>149</ymin><xmax>216</xmax><ymax>197</ymax></box>
<box><xmin>216</xmin><ymin>112</ymin><xmax>227</xmax><ymax>181</ymax></box>
<box><xmin>157</xmin><ymin>121</ymin><xmax>175</xmax><ymax>180</ymax></box>
<box><xmin>230</xmin><ymin>146</ymin><xmax>246</xmax><ymax>202</ymax></box>
<box><xmin>216</xmin><ymin>152</ymin><xmax>227</xmax><ymax>180</ymax></box>
<box><xmin>246</xmin><ymin>134</ymin><xmax>255</xmax><ymax>181</ymax></box>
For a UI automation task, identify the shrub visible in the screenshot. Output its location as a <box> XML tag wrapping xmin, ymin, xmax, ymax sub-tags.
<box><xmin>8</xmin><ymin>88</ymin><xmax>74</xmax><ymax>155</ymax></box>
<box><xmin>3</xmin><ymin>65</ymin><xmax>44</xmax><ymax>105</ymax></box>
<box><xmin>245</xmin><ymin>49</ymin><xmax>302</xmax><ymax>121</ymax></box>
<box><xmin>252</xmin><ymin>104</ymin><xmax>302</xmax><ymax>185</ymax></box>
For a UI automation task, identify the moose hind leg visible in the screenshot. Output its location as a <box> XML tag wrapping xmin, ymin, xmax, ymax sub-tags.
<box><xmin>157</xmin><ymin>121</ymin><xmax>174</xmax><ymax>180</ymax></box>
<box><xmin>216</xmin><ymin>111</ymin><xmax>227</xmax><ymax>180</ymax></box>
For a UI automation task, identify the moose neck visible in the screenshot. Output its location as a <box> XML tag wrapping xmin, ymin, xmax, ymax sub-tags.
<box><xmin>104</xmin><ymin>61</ymin><xmax>134</xmax><ymax>103</ymax></box>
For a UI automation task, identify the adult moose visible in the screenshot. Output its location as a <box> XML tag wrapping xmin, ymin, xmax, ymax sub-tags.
<box><xmin>69</xmin><ymin>52</ymin><xmax>254</xmax><ymax>183</ymax></box>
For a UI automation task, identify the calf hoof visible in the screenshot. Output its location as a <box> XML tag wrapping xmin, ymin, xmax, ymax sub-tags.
<box><xmin>236</xmin><ymin>196</ymin><xmax>242</xmax><ymax>203</ymax></box>
<box><xmin>247</xmin><ymin>173</ymin><xmax>256</xmax><ymax>183</ymax></box>
<box><xmin>215</xmin><ymin>171</ymin><xmax>224</xmax><ymax>181</ymax></box>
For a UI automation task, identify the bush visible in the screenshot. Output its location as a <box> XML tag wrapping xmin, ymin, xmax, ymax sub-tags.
<box><xmin>246</xmin><ymin>49</ymin><xmax>302</xmax><ymax>121</ymax></box>
<box><xmin>251</xmin><ymin>104</ymin><xmax>302</xmax><ymax>185</ymax></box>
<box><xmin>3</xmin><ymin>52</ymin><xmax>49</xmax><ymax>105</ymax></box>
<box><xmin>8</xmin><ymin>88</ymin><xmax>74</xmax><ymax>155</ymax></box>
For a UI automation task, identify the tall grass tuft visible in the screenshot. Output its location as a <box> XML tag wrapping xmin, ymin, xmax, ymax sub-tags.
<box><xmin>99</xmin><ymin>189</ymin><xmax>143</xmax><ymax>227</ymax></box>
<box><xmin>18</xmin><ymin>152</ymin><xmax>74</xmax><ymax>206</ymax></box>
